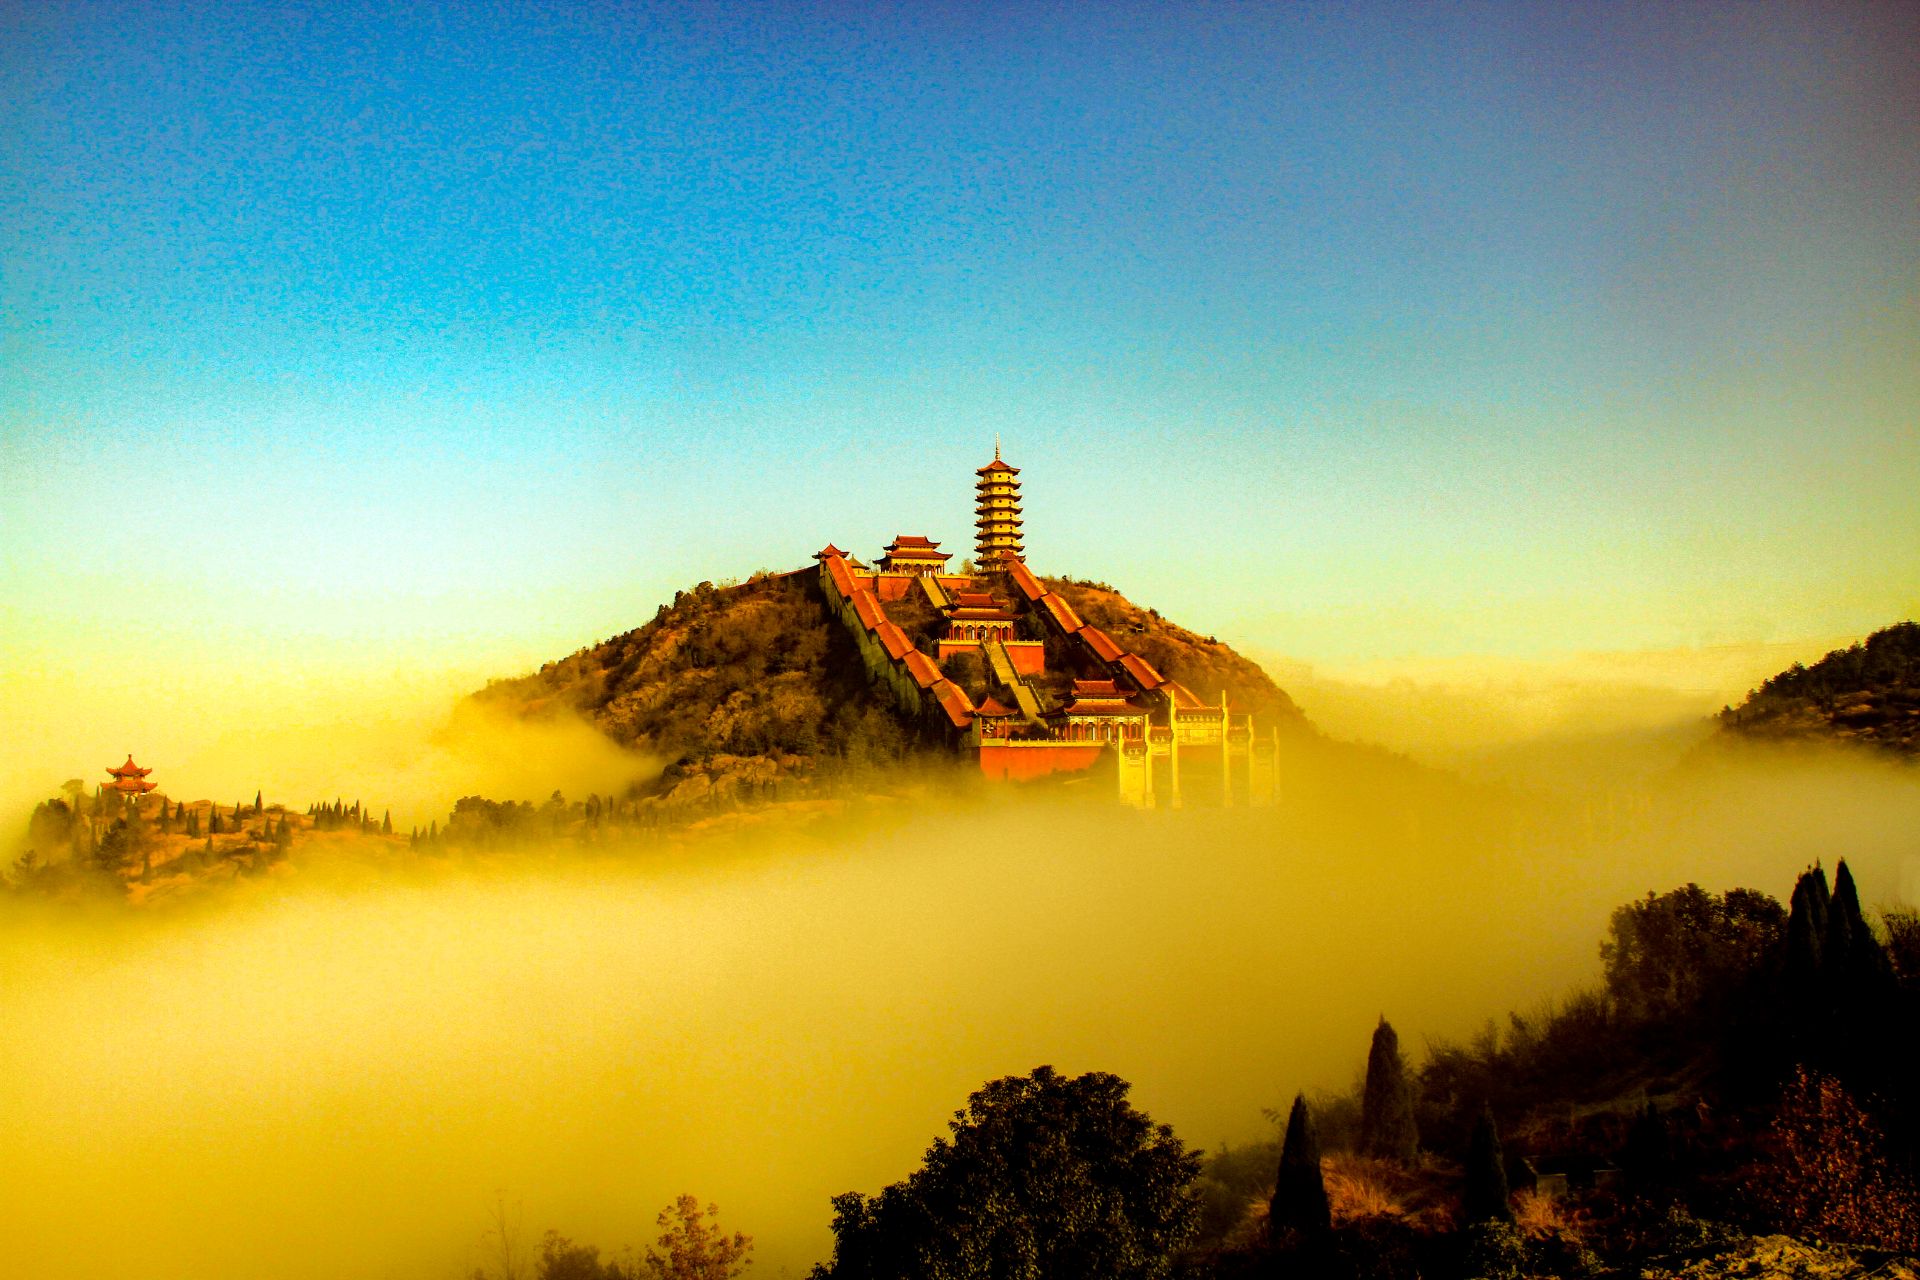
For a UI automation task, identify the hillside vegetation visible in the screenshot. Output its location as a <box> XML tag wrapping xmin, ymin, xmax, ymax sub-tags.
<box><xmin>476</xmin><ymin>573</ymin><xmax>928</xmax><ymax>806</ymax></box>
<box><xmin>474</xmin><ymin>568</ymin><xmax>1315</xmax><ymax>805</ymax></box>
<box><xmin>1043</xmin><ymin>576</ymin><xmax>1307</xmax><ymax>726</ymax></box>
<box><xmin>1718</xmin><ymin>622</ymin><xmax>1920</xmax><ymax>755</ymax></box>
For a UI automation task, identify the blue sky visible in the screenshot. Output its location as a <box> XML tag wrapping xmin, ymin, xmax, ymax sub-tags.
<box><xmin>3</xmin><ymin>1</ymin><xmax>1916</xmax><ymax>703</ymax></box>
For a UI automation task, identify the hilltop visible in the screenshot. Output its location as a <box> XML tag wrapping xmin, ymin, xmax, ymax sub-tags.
<box><xmin>1717</xmin><ymin>621</ymin><xmax>1920</xmax><ymax>756</ymax></box>
<box><xmin>474</xmin><ymin>566</ymin><xmax>1312</xmax><ymax>808</ymax></box>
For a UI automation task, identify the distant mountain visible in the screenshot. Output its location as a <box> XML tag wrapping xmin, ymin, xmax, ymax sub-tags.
<box><xmin>1717</xmin><ymin>621</ymin><xmax>1920</xmax><ymax>755</ymax></box>
<box><xmin>474</xmin><ymin>567</ymin><xmax>1310</xmax><ymax>809</ymax></box>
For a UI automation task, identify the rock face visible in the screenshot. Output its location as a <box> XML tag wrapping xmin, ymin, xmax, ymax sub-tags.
<box><xmin>475</xmin><ymin>567</ymin><xmax>1309</xmax><ymax>799</ymax></box>
<box><xmin>1718</xmin><ymin>622</ymin><xmax>1920</xmax><ymax>756</ymax></box>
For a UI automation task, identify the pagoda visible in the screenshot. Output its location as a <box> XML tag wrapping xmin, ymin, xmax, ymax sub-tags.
<box><xmin>106</xmin><ymin>755</ymin><xmax>157</xmax><ymax>797</ymax></box>
<box><xmin>974</xmin><ymin>443</ymin><xmax>1024</xmax><ymax>567</ymax></box>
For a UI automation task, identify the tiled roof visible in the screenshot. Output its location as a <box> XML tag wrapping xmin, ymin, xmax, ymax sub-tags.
<box><xmin>1007</xmin><ymin>560</ymin><xmax>1046</xmax><ymax>601</ymax></box>
<box><xmin>1080</xmin><ymin>626</ymin><xmax>1124</xmax><ymax>664</ymax></box>
<box><xmin>903</xmin><ymin>651</ymin><xmax>943</xmax><ymax>688</ymax></box>
<box><xmin>931</xmin><ymin>679</ymin><xmax>974</xmax><ymax>726</ymax></box>
<box><xmin>1118</xmin><ymin>653</ymin><xmax>1165</xmax><ymax>690</ymax></box>
<box><xmin>974</xmin><ymin>696</ymin><xmax>1017</xmax><ymax>717</ymax></box>
<box><xmin>887</xmin><ymin>535</ymin><xmax>942</xmax><ymax>549</ymax></box>
<box><xmin>876</xmin><ymin>622</ymin><xmax>914</xmax><ymax>659</ymax></box>
<box><xmin>852</xmin><ymin>592</ymin><xmax>885</xmax><ymax>630</ymax></box>
<box><xmin>1071</xmin><ymin>678</ymin><xmax>1126</xmax><ymax>698</ymax></box>
<box><xmin>1038</xmin><ymin>594</ymin><xmax>1083</xmax><ymax>633</ymax></box>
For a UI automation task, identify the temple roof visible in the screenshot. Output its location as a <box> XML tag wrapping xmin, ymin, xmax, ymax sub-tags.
<box><xmin>1070</xmin><ymin>679</ymin><xmax>1127</xmax><ymax>699</ymax></box>
<box><xmin>886</xmin><ymin>535</ymin><xmax>943</xmax><ymax>550</ymax></box>
<box><xmin>974</xmin><ymin>696</ymin><xmax>1018</xmax><ymax>717</ymax></box>
<box><xmin>976</xmin><ymin>458</ymin><xmax>1020</xmax><ymax>475</ymax></box>
<box><xmin>813</xmin><ymin>544</ymin><xmax>848</xmax><ymax>560</ymax></box>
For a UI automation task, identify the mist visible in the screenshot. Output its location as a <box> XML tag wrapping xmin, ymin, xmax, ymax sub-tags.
<box><xmin>3</xmin><ymin>733</ymin><xmax>1916</xmax><ymax>1279</ymax></box>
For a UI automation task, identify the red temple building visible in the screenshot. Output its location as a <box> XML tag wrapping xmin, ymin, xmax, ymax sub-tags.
<box><xmin>811</xmin><ymin>446</ymin><xmax>1277</xmax><ymax>807</ymax></box>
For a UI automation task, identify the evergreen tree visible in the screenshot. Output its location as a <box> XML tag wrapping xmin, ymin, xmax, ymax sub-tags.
<box><xmin>1785</xmin><ymin>865</ymin><xmax>1832</xmax><ymax>984</ymax></box>
<box><xmin>1270</xmin><ymin>1092</ymin><xmax>1330</xmax><ymax>1242</ymax></box>
<box><xmin>232</xmin><ymin>800</ymin><xmax>243</xmax><ymax>823</ymax></box>
<box><xmin>209</xmin><ymin>809</ymin><xmax>223</xmax><ymax>835</ymax></box>
<box><xmin>1359</xmin><ymin>1017</ymin><xmax>1419</xmax><ymax>1162</ymax></box>
<box><xmin>253</xmin><ymin>789</ymin><xmax>262</xmax><ymax>815</ymax></box>
<box><xmin>1463</xmin><ymin>1106</ymin><xmax>1512</xmax><ymax>1223</ymax></box>
<box><xmin>185</xmin><ymin>806</ymin><xmax>200</xmax><ymax>837</ymax></box>
<box><xmin>381</xmin><ymin>809</ymin><xmax>392</xmax><ymax>835</ymax></box>
<box><xmin>1827</xmin><ymin>860</ymin><xmax>1887</xmax><ymax>984</ymax></box>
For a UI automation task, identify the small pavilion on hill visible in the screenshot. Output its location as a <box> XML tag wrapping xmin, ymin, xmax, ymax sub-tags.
<box><xmin>107</xmin><ymin>755</ymin><xmax>156</xmax><ymax>796</ymax></box>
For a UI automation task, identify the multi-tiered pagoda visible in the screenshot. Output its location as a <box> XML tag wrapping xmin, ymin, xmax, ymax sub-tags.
<box><xmin>974</xmin><ymin>445</ymin><xmax>1024</xmax><ymax>567</ymax></box>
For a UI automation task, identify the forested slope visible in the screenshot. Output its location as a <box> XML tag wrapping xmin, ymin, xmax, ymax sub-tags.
<box><xmin>1718</xmin><ymin>622</ymin><xmax>1920</xmax><ymax>755</ymax></box>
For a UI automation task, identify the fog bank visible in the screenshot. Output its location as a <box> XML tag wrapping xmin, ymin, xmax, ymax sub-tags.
<box><xmin>1</xmin><ymin>743</ymin><xmax>1915</xmax><ymax>1277</ymax></box>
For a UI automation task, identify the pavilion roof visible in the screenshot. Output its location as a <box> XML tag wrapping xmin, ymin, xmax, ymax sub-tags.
<box><xmin>887</xmin><ymin>534</ymin><xmax>943</xmax><ymax>550</ymax></box>
<box><xmin>974</xmin><ymin>696</ymin><xmax>1018</xmax><ymax>718</ymax></box>
<box><xmin>107</xmin><ymin>755</ymin><xmax>152</xmax><ymax>779</ymax></box>
<box><xmin>813</xmin><ymin>544</ymin><xmax>848</xmax><ymax>560</ymax></box>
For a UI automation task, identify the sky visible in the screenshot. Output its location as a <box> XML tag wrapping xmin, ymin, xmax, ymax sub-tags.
<box><xmin>3</xmin><ymin>1</ymin><xmax>1918</xmax><ymax>807</ymax></box>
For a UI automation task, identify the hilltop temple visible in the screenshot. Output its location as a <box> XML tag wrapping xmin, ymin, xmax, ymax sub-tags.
<box><xmin>812</xmin><ymin>447</ymin><xmax>1276</xmax><ymax>808</ymax></box>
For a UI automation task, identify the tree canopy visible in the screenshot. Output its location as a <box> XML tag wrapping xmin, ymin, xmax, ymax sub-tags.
<box><xmin>811</xmin><ymin>1066</ymin><xmax>1201</xmax><ymax>1280</ymax></box>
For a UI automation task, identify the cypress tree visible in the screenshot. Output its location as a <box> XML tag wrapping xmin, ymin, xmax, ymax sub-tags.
<box><xmin>185</xmin><ymin>806</ymin><xmax>200</xmax><ymax>837</ymax></box>
<box><xmin>253</xmin><ymin>789</ymin><xmax>262</xmax><ymax>815</ymax></box>
<box><xmin>381</xmin><ymin>809</ymin><xmax>392</xmax><ymax>835</ymax></box>
<box><xmin>1359</xmin><ymin>1017</ymin><xmax>1419</xmax><ymax>1162</ymax></box>
<box><xmin>1826</xmin><ymin>860</ymin><xmax>1886</xmax><ymax>983</ymax></box>
<box><xmin>1785</xmin><ymin>866</ymin><xmax>1831</xmax><ymax>983</ymax></box>
<box><xmin>1270</xmin><ymin>1093</ymin><xmax>1331</xmax><ymax>1242</ymax></box>
<box><xmin>1463</xmin><ymin>1106</ymin><xmax>1512</xmax><ymax>1223</ymax></box>
<box><xmin>232</xmin><ymin>800</ymin><xmax>243</xmax><ymax>823</ymax></box>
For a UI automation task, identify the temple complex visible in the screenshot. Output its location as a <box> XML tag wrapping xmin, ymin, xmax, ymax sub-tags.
<box><xmin>813</xmin><ymin>449</ymin><xmax>1277</xmax><ymax>808</ymax></box>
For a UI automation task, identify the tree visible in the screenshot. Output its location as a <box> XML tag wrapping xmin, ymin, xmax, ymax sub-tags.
<box><xmin>644</xmin><ymin>1195</ymin><xmax>751</xmax><ymax>1280</ymax></box>
<box><xmin>1826</xmin><ymin>860</ymin><xmax>1887</xmax><ymax>985</ymax></box>
<box><xmin>1784</xmin><ymin>865</ymin><xmax>1832</xmax><ymax>985</ymax></box>
<box><xmin>253</xmin><ymin>789</ymin><xmax>263</xmax><ymax>815</ymax></box>
<box><xmin>811</xmin><ymin>1066</ymin><xmax>1200</xmax><ymax>1280</ymax></box>
<box><xmin>1270</xmin><ymin>1092</ymin><xmax>1330</xmax><ymax>1242</ymax></box>
<box><xmin>382</xmin><ymin>809</ymin><xmax>393</xmax><ymax>835</ymax></box>
<box><xmin>1600</xmin><ymin>883</ymin><xmax>1783</xmax><ymax>1023</ymax></box>
<box><xmin>1359</xmin><ymin>1018</ymin><xmax>1419</xmax><ymax>1162</ymax></box>
<box><xmin>1462</xmin><ymin>1106</ymin><xmax>1512</xmax><ymax>1224</ymax></box>
<box><xmin>1759</xmin><ymin>1067</ymin><xmax>1920</xmax><ymax>1249</ymax></box>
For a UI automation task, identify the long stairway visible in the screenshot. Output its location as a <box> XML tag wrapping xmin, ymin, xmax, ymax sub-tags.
<box><xmin>982</xmin><ymin>640</ymin><xmax>1046</xmax><ymax>724</ymax></box>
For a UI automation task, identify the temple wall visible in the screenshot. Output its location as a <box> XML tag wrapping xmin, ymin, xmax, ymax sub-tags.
<box><xmin>976</xmin><ymin>741</ymin><xmax>1104</xmax><ymax>782</ymax></box>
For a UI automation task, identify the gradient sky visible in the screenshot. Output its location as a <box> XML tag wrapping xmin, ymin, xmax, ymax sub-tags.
<box><xmin>3</xmin><ymin>2</ymin><xmax>1917</xmax><ymax>801</ymax></box>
